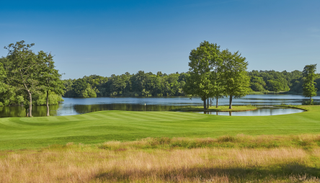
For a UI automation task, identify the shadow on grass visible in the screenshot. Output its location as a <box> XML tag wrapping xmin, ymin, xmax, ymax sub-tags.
<box><xmin>94</xmin><ymin>163</ymin><xmax>320</xmax><ymax>182</ymax></box>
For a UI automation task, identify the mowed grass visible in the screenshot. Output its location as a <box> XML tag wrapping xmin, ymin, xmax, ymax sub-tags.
<box><xmin>0</xmin><ymin>105</ymin><xmax>318</xmax><ymax>150</ymax></box>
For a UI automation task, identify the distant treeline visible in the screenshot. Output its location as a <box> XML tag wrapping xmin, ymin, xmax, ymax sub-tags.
<box><xmin>63</xmin><ymin>70</ymin><xmax>320</xmax><ymax>98</ymax></box>
<box><xmin>249</xmin><ymin>70</ymin><xmax>320</xmax><ymax>94</ymax></box>
<box><xmin>64</xmin><ymin>71</ymin><xmax>187</xmax><ymax>98</ymax></box>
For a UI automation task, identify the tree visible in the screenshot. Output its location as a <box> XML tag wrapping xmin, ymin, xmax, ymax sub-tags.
<box><xmin>4</xmin><ymin>40</ymin><xmax>40</xmax><ymax>117</ymax></box>
<box><xmin>302</xmin><ymin>64</ymin><xmax>317</xmax><ymax>104</ymax></box>
<box><xmin>38</xmin><ymin>51</ymin><xmax>65</xmax><ymax>116</ymax></box>
<box><xmin>221</xmin><ymin>49</ymin><xmax>250</xmax><ymax>109</ymax></box>
<box><xmin>184</xmin><ymin>41</ymin><xmax>221</xmax><ymax>110</ymax></box>
<box><xmin>211</xmin><ymin>61</ymin><xmax>224</xmax><ymax>108</ymax></box>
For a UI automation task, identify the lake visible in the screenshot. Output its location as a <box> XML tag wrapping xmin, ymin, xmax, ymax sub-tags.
<box><xmin>200</xmin><ymin>107</ymin><xmax>305</xmax><ymax>116</ymax></box>
<box><xmin>0</xmin><ymin>94</ymin><xmax>317</xmax><ymax>117</ymax></box>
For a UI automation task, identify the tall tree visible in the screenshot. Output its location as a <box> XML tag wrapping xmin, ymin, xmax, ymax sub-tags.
<box><xmin>184</xmin><ymin>41</ymin><xmax>221</xmax><ymax>110</ymax></box>
<box><xmin>302</xmin><ymin>64</ymin><xmax>317</xmax><ymax>104</ymax></box>
<box><xmin>4</xmin><ymin>41</ymin><xmax>40</xmax><ymax>117</ymax></box>
<box><xmin>38</xmin><ymin>51</ymin><xmax>65</xmax><ymax>116</ymax></box>
<box><xmin>221</xmin><ymin>49</ymin><xmax>250</xmax><ymax>109</ymax></box>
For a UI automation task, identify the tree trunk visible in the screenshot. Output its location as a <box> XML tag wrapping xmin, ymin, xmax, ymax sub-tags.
<box><xmin>229</xmin><ymin>95</ymin><xmax>233</xmax><ymax>109</ymax></box>
<box><xmin>46</xmin><ymin>90</ymin><xmax>50</xmax><ymax>116</ymax></box>
<box><xmin>203</xmin><ymin>98</ymin><xmax>207</xmax><ymax>110</ymax></box>
<box><xmin>310</xmin><ymin>96</ymin><xmax>312</xmax><ymax>104</ymax></box>
<box><xmin>28</xmin><ymin>91</ymin><xmax>32</xmax><ymax>117</ymax></box>
<box><xmin>207</xmin><ymin>98</ymin><xmax>209</xmax><ymax>109</ymax></box>
<box><xmin>216</xmin><ymin>96</ymin><xmax>219</xmax><ymax>108</ymax></box>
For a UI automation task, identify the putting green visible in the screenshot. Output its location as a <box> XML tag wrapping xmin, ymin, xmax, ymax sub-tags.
<box><xmin>0</xmin><ymin>105</ymin><xmax>319</xmax><ymax>150</ymax></box>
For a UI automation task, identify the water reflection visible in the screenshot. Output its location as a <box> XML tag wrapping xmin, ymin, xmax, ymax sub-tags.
<box><xmin>0</xmin><ymin>105</ymin><xmax>60</xmax><ymax>118</ymax></box>
<box><xmin>202</xmin><ymin>107</ymin><xmax>304</xmax><ymax>116</ymax></box>
<box><xmin>0</xmin><ymin>94</ymin><xmax>315</xmax><ymax>117</ymax></box>
<box><xmin>61</xmin><ymin>95</ymin><xmax>320</xmax><ymax>106</ymax></box>
<box><xmin>73</xmin><ymin>104</ymin><xmax>181</xmax><ymax>114</ymax></box>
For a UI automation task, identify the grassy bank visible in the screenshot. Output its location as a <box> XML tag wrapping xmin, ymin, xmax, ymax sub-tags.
<box><xmin>0</xmin><ymin>105</ymin><xmax>318</xmax><ymax>150</ymax></box>
<box><xmin>1</xmin><ymin>135</ymin><xmax>320</xmax><ymax>182</ymax></box>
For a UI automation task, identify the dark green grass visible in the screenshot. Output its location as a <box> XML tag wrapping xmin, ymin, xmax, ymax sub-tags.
<box><xmin>1</xmin><ymin>105</ymin><xmax>320</xmax><ymax>150</ymax></box>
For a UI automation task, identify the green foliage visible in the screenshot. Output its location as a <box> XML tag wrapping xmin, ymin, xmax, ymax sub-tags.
<box><xmin>81</xmin><ymin>84</ymin><xmax>97</xmax><ymax>98</ymax></box>
<box><xmin>0</xmin><ymin>41</ymin><xmax>64</xmax><ymax>113</ymax></box>
<box><xmin>38</xmin><ymin>51</ymin><xmax>65</xmax><ymax>95</ymax></box>
<box><xmin>302</xmin><ymin>64</ymin><xmax>317</xmax><ymax>104</ymax></box>
<box><xmin>63</xmin><ymin>71</ymin><xmax>188</xmax><ymax>98</ymax></box>
<box><xmin>32</xmin><ymin>92</ymin><xmax>64</xmax><ymax>106</ymax></box>
<box><xmin>3</xmin><ymin>41</ymin><xmax>40</xmax><ymax>116</ymax></box>
<box><xmin>183</xmin><ymin>41</ymin><xmax>251</xmax><ymax>109</ymax></box>
<box><xmin>182</xmin><ymin>41</ymin><xmax>251</xmax><ymax>109</ymax></box>
<box><xmin>221</xmin><ymin>49</ymin><xmax>251</xmax><ymax>109</ymax></box>
<box><xmin>249</xmin><ymin>70</ymin><xmax>299</xmax><ymax>93</ymax></box>
<box><xmin>62</xmin><ymin>68</ymin><xmax>316</xmax><ymax>99</ymax></box>
<box><xmin>184</xmin><ymin>41</ymin><xmax>222</xmax><ymax>109</ymax></box>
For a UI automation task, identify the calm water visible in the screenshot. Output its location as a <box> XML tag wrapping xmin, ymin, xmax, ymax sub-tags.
<box><xmin>0</xmin><ymin>94</ymin><xmax>315</xmax><ymax>117</ymax></box>
<box><xmin>200</xmin><ymin>107</ymin><xmax>304</xmax><ymax>116</ymax></box>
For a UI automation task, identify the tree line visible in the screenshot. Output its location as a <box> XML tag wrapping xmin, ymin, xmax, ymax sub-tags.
<box><xmin>0</xmin><ymin>41</ymin><xmax>64</xmax><ymax>117</ymax></box>
<box><xmin>63</xmin><ymin>70</ymin><xmax>320</xmax><ymax>105</ymax></box>
<box><xmin>63</xmin><ymin>71</ymin><xmax>188</xmax><ymax>98</ymax></box>
<box><xmin>1</xmin><ymin>41</ymin><xmax>318</xmax><ymax>116</ymax></box>
<box><xmin>63</xmin><ymin>68</ymin><xmax>320</xmax><ymax>99</ymax></box>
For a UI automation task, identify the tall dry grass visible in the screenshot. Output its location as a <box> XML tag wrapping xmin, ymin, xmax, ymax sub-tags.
<box><xmin>0</xmin><ymin>135</ymin><xmax>320</xmax><ymax>182</ymax></box>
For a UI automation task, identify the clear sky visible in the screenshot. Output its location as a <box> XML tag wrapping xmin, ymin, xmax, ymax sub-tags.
<box><xmin>1</xmin><ymin>0</ymin><xmax>319</xmax><ymax>79</ymax></box>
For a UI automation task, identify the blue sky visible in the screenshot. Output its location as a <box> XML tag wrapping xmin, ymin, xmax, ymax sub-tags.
<box><xmin>1</xmin><ymin>0</ymin><xmax>319</xmax><ymax>79</ymax></box>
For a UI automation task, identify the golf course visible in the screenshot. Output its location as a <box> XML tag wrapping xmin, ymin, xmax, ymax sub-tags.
<box><xmin>0</xmin><ymin>105</ymin><xmax>320</xmax><ymax>182</ymax></box>
<box><xmin>0</xmin><ymin>105</ymin><xmax>316</xmax><ymax>150</ymax></box>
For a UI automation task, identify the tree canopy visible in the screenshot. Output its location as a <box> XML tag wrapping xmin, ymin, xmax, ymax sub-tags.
<box><xmin>184</xmin><ymin>41</ymin><xmax>222</xmax><ymax>109</ymax></box>
<box><xmin>0</xmin><ymin>41</ymin><xmax>64</xmax><ymax>117</ymax></box>
<box><xmin>221</xmin><ymin>49</ymin><xmax>250</xmax><ymax>109</ymax></box>
<box><xmin>184</xmin><ymin>41</ymin><xmax>250</xmax><ymax>109</ymax></box>
<box><xmin>302</xmin><ymin>64</ymin><xmax>317</xmax><ymax>104</ymax></box>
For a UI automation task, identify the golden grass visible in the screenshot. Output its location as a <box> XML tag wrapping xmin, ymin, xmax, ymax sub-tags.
<box><xmin>1</xmin><ymin>135</ymin><xmax>320</xmax><ymax>182</ymax></box>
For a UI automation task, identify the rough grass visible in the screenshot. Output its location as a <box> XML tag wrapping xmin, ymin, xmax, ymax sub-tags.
<box><xmin>1</xmin><ymin>135</ymin><xmax>320</xmax><ymax>182</ymax></box>
<box><xmin>1</xmin><ymin>106</ymin><xmax>320</xmax><ymax>182</ymax></box>
<box><xmin>0</xmin><ymin>105</ymin><xmax>319</xmax><ymax>150</ymax></box>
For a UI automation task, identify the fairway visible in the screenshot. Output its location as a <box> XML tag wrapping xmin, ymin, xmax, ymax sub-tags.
<box><xmin>0</xmin><ymin>105</ymin><xmax>319</xmax><ymax>150</ymax></box>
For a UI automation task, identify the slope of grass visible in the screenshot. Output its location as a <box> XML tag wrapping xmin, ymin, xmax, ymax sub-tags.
<box><xmin>0</xmin><ymin>105</ymin><xmax>320</xmax><ymax>150</ymax></box>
